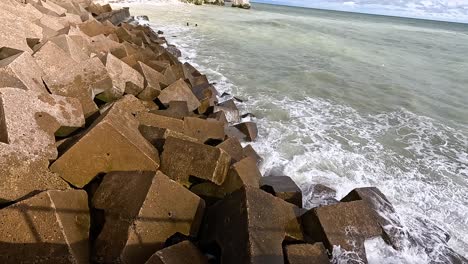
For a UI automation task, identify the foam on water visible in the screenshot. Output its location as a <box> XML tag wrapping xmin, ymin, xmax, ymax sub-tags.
<box><xmin>124</xmin><ymin>2</ymin><xmax>468</xmax><ymax>262</ymax></box>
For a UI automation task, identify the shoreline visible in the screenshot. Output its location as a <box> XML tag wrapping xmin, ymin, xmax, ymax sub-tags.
<box><xmin>0</xmin><ymin>0</ymin><xmax>466</xmax><ymax>263</ymax></box>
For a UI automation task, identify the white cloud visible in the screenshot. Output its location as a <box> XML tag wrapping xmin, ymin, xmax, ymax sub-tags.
<box><xmin>256</xmin><ymin>0</ymin><xmax>468</xmax><ymax>22</ymax></box>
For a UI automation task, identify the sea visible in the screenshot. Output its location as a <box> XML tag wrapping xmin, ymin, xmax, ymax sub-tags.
<box><xmin>113</xmin><ymin>1</ymin><xmax>468</xmax><ymax>262</ymax></box>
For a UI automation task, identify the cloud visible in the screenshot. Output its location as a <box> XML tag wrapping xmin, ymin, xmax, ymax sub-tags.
<box><xmin>253</xmin><ymin>0</ymin><xmax>468</xmax><ymax>22</ymax></box>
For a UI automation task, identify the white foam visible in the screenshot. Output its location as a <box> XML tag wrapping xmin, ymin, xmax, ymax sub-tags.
<box><xmin>141</xmin><ymin>6</ymin><xmax>468</xmax><ymax>262</ymax></box>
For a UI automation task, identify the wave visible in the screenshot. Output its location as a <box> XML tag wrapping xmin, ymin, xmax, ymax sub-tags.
<box><xmin>138</xmin><ymin>6</ymin><xmax>468</xmax><ymax>262</ymax></box>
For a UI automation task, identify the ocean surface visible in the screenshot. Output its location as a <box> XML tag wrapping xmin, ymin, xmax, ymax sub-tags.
<box><xmin>119</xmin><ymin>1</ymin><xmax>468</xmax><ymax>262</ymax></box>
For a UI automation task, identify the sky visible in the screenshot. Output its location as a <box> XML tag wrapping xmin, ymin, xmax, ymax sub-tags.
<box><xmin>252</xmin><ymin>0</ymin><xmax>468</xmax><ymax>23</ymax></box>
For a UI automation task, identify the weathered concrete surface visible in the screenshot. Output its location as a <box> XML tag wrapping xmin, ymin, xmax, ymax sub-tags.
<box><xmin>235</xmin><ymin>121</ymin><xmax>258</xmax><ymax>141</ymax></box>
<box><xmin>136</xmin><ymin>112</ymin><xmax>185</xmax><ymax>133</ymax></box>
<box><xmin>160</xmin><ymin>136</ymin><xmax>231</xmax><ymax>186</ymax></box>
<box><xmin>0</xmin><ymin>87</ymin><xmax>85</xmax><ymax>159</ymax></box>
<box><xmin>0</xmin><ymin>190</ymin><xmax>90</xmax><ymax>264</ymax></box>
<box><xmin>201</xmin><ymin>186</ymin><xmax>304</xmax><ymax>264</ymax></box>
<box><xmin>191</xmin><ymin>156</ymin><xmax>261</xmax><ymax>200</ymax></box>
<box><xmin>0</xmin><ymin>152</ymin><xmax>70</xmax><ymax>204</ymax></box>
<box><xmin>216</xmin><ymin>137</ymin><xmax>245</xmax><ymax>163</ymax></box>
<box><xmin>214</xmin><ymin>99</ymin><xmax>240</xmax><ymax>123</ymax></box>
<box><xmin>92</xmin><ymin>171</ymin><xmax>205</xmax><ymax>264</ymax></box>
<box><xmin>96</xmin><ymin>7</ymin><xmax>130</xmax><ymax>26</ymax></box>
<box><xmin>284</xmin><ymin>243</ymin><xmax>330</xmax><ymax>264</ymax></box>
<box><xmin>302</xmin><ymin>200</ymin><xmax>382</xmax><ymax>263</ymax></box>
<box><xmin>151</xmin><ymin>101</ymin><xmax>190</xmax><ymax>119</ymax></box>
<box><xmin>50</xmin><ymin>105</ymin><xmax>160</xmax><ymax>188</ymax></box>
<box><xmin>0</xmin><ymin>1</ymin><xmax>43</xmax><ymax>53</ymax></box>
<box><xmin>0</xmin><ymin>50</ymin><xmax>47</xmax><ymax>93</ymax></box>
<box><xmin>135</xmin><ymin>62</ymin><xmax>162</xmax><ymax>101</ymax></box>
<box><xmin>341</xmin><ymin>187</ymin><xmax>406</xmax><ymax>250</ymax></box>
<box><xmin>33</xmin><ymin>41</ymin><xmax>113</xmax><ymax>117</ymax></box>
<box><xmin>260</xmin><ymin>176</ymin><xmax>302</xmax><ymax>208</ymax></box>
<box><xmin>243</xmin><ymin>144</ymin><xmax>263</xmax><ymax>165</ymax></box>
<box><xmin>48</xmin><ymin>34</ymin><xmax>89</xmax><ymax>62</ymax></box>
<box><xmin>145</xmin><ymin>241</ymin><xmax>208</xmax><ymax>264</ymax></box>
<box><xmin>158</xmin><ymin>79</ymin><xmax>200</xmax><ymax>111</ymax></box>
<box><xmin>183</xmin><ymin>117</ymin><xmax>225</xmax><ymax>143</ymax></box>
<box><xmin>104</xmin><ymin>53</ymin><xmax>145</xmax><ymax>100</ymax></box>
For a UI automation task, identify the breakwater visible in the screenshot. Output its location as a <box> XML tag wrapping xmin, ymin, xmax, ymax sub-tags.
<box><xmin>0</xmin><ymin>0</ymin><xmax>466</xmax><ymax>263</ymax></box>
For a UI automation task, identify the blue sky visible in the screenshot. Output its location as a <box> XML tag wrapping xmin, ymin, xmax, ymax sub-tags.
<box><xmin>253</xmin><ymin>0</ymin><xmax>468</xmax><ymax>23</ymax></box>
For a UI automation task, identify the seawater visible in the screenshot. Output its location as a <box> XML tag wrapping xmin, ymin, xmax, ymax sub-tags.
<box><xmin>116</xmin><ymin>1</ymin><xmax>468</xmax><ymax>262</ymax></box>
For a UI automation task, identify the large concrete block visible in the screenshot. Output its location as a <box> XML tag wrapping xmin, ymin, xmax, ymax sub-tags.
<box><xmin>284</xmin><ymin>243</ymin><xmax>330</xmax><ymax>264</ymax></box>
<box><xmin>0</xmin><ymin>50</ymin><xmax>47</xmax><ymax>93</ymax></box>
<box><xmin>235</xmin><ymin>121</ymin><xmax>258</xmax><ymax>141</ymax></box>
<box><xmin>160</xmin><ymin>136</ymin><xmax>231</xmax><ymax>186</ymax></box>
<box><xmin>183</xmin><ymin>117</ymin><xmax>225</xmax><ymax>143</ymax></box>
<box><xmin>0</xmin><ymin>3</ymin><xmax>43</xmax><ymax>53</ymax></box>
<box><xmin>145</xmin><ymin>241</ymin><xmax>208</xmax><ymax>264</ymax></box>
<box><xmin>0</xmin><ymin>87</ymin><xmax>84</xmax><ymax>159</ymax></box>
<box><xmin>92</xmin><ymin>171</ymin><xmax>205</xmax><ymax>264</ymax></box>
<box><xmin>78</xmin><ymin>19</ymin><xmax>114</xmax><ymax>37</ymax></box>
<box><xmin>201</xmin><ymin>186</ymin><xmax>304</xmax><ymax>264</ymax></box>
<box><xmin>0</xmin><ymin>151</ymin><xmax>70</xmax><ymax>204</ymax></box>
<box><xmin>260</xmin><ymin>176</ymin><xmax>302</xmax><ymax>208</ymax></box>
<box><xmin>50</xmin><ymin>105</ymin><xmax>160</xmax><ymax>188</ymax></box>
<box><xmin>0</xmin><ymin>190</ymin><xmax>90</xmax><ymax>263</ymax></box>
<box><xmin>135</xmin><ymin>62</ymin><xmax>163</xmax><ymax>101</ymax></box>
<box><xmin>104</xmin><ymin>53</ymin><xmax>145</xmax><ymax>100</ymax></box>
<box><xmin>158</xmin><ymin>79</ymin><xmax>200</xmax><ymax>111</ymax></box>
<box><xmin>191</xmin><ymin>156</ymin><xmax>261</xmax><ymax>200</ymax></box>
<box><xmin>151</xmin><ymin>101</ymin><xmax>189</xmax><ymax>119</ymax></box>
<box><xmin>216</xmin><ymin>137</ymin><xmax>245</xmax><ymax>163</ymax></box>
<box><xmin>341</xmin><ymin>187</ymin><xmax>406</xmax><ymax>250</ymax></box>
<box><xmin>214</xmin><ymin>99</ymin><xmax>240</xmax><ymax>123</ymax></box>
<box><xmin>33</xmin><ymin>41</ymin><xmax>113</xmax><ymax>117</ymax></box>
<box><xmin>302</xmin><ymin>200</ymin><xmax>382</xmax><ymax>263</ymax></box>
<box><xmin>48</xmin><ymin>34</ymin><xmax>89</xmax><ymax>62</ymax></box>
<box><xmin>136</xmin><ymin>112</ymin><xmax>184</xmax><ymax>133</ymax></box>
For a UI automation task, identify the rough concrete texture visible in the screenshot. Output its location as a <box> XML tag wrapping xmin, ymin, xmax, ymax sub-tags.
<box><xmin>105</xmin><ymin>53</ymin><xmax>145</xmax><ymax>99</ymax></box>
<box><xmin>0</xmin><ymin>87</ymin><xmax>85</xmax><ymax>160</ymax></box>
<box><xmin>92</xmin><ymin>171</ymin><xmax>205</xmax><ymax>264</ymax></box>
<box><xmin>0</xmin><ymin>50</ymin><xmax>48</xmax><ymax>93</ymax></box>
<box><xmin>145</xmin><ymin>241</ymin><xmax>208</xmax><ymax>264</ymax></box>
<box><xmin>158</xmin><ymin>79</ymin><xmax>200</xmax><ymax>111</ymax></box>
<box><xmin>285</xmin><ymin>243</ymin><xmax>330</xmax><ymax>264</ymax></box>
<box><xmin>0</xmin><ymin>190</ymin><xmax>90</xmax><ymax>263</ymax></box>
<box><xmin>50</xmin><ymin>104</ymin><xmax>160</xmax><ymax>188</ymax></box>
<box><xmin>161</xmin><ymin>136</ymin><xmax>231</xmax><ymax>186</ymax></box>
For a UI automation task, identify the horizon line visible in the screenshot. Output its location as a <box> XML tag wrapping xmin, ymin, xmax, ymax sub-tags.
<box><xmin>250</xmin><ymin>0</ymin><xmax>468</xmax><ymax>25</ymax></box>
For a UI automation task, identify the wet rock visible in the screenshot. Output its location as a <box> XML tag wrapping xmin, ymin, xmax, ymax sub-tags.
<box><xmin>50</xmin><ymin>104</ymin><xmax>160</xmax><ymax>188</ymax></box>
<box><xmin>243</xmin><ymin>144</ymin><xmax>263</xmax><ymax>165</ymax></box>
<box><xmin>234</xmin><ymin>121</ymin><xmax>258</xmax><ymax>141</ymax></box>
<box><xmin>0</xmin><ymin>50</ymin><xmax>47</xmax><ymax>93</ymax></box>
<box><xmin>214</xmin><ymin>99</ymin><xmax>240</xmax><ymax>123</ymax></box>
<box><xmin>92</xmin><ymin>171</ymin><xmax>205</xmax><ymax>264</ymax></box>
<box><xmin>96</xmin><ymin>8</ymin><xmax>131</xmax><ymax>26</ymax></box>
<box><xmin>217</xmin><ymin>137</ymin><xmax>245</xmax><ymax>163</ymax></box>
<box><xmin>102</xmin><ymin>53</ymin><xmax>145</xmax><ymax>100</ymax></box>
<box><xmin>167</xmin><ymin>45</ymin><xmax>182</xmax><ymax>58</ymax></box>
<box><xmin>225</xmin><ymin>125</ymin><xmax>247</xmax><ymax>141</ymax></box>
<box><xmin>201</xmin><ymin>186</ymin><xmax>304</xmax><ymax>264</ymax></box>
<box><xmin>302</xmin><ymin>200</ymin><xmax>382</xmax><ymax>263</ymax></box>
<box><xmin>184</xmin><ymin>62</ymin><xmax>201</xmax><ymax>77</ymax></box>
<box><xmin>0</xmin><ymin>190</ymin><xmax>90</xmax><ymax>264</ymax></box>
<box><xmin>260</xmin><ymin>176</ymin><xmax>302</xmax><ymax>208</ymax></box>
<box><xmin>306</xmin><ymin>184</ymin><xmax>338</xmax><ymax>208</ymax></box>
<box><xmin>158</xmin><ymin>79</ymin><xmax>200</xmax><ymax>111</ymax></box>
<box><xmin>341</xmin><ymin>187</ymin><xmax>406</xmax><ymax>250</ymax></box>
<box><xmin>145</xmin><ymin>241</ymin><xmax>208</xmax><ymax>264</ymax></box>
<box><xmin>183</xmin><ymin>117</ymin><xmax>225</xmax><ymax>143</ymax></box>
<box><xmin>0</xmin><ymin>87</ymin><xmax>85</xmax><ymax>159</ymax></box>
<box><xmin>191</xmin><ymin>156</ymin><xmax>261</xmax><ymax>200</ymax></box>
<box><xmin>209</xmin><ymin>111</ymin><xmax>228</xmax><ymax>124</ymax></box>
<box><xmin>284</xmin><ymin>243</ymin><xmax>330</xmax><ymax>264</ymax></box>
<box><xmin>160</xmin><ymin>136</ymin><xmax>231</xmax><ymax>186</ymax></box>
